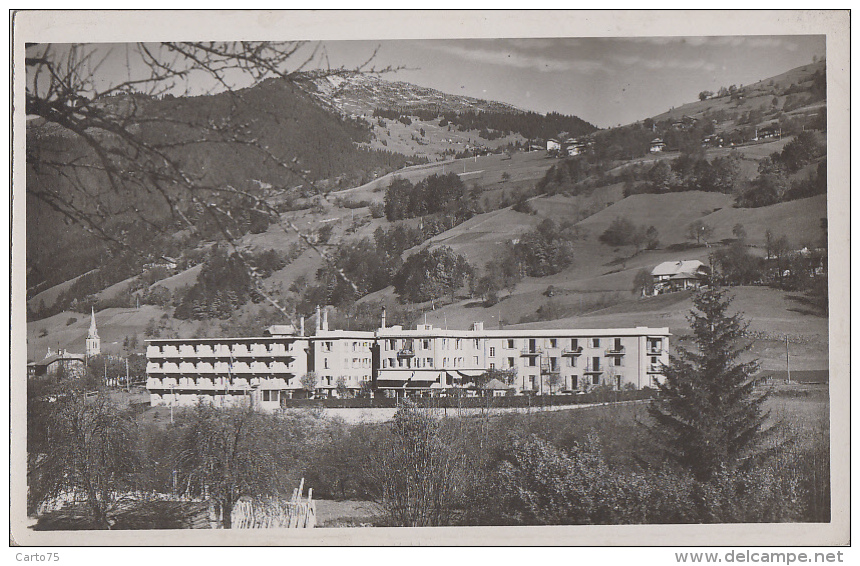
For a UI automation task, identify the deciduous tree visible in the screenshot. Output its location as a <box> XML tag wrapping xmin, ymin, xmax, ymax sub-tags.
<box><xmin>29</xmin><ymin>386</ymin><xmax>139</xmax><ymax>528</ymax></box>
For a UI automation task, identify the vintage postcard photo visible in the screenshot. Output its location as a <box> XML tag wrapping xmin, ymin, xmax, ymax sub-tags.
<box><xmin>10</xmin><ymin>10</ymin><xmax>850</xmax><ymax>547</ymax></box>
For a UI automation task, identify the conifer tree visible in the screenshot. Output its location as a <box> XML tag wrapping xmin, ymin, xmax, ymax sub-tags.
<box><xmin>649</xmin><ymin>286</ymin><xmax>768</xmax><ymax>481</ymax></box>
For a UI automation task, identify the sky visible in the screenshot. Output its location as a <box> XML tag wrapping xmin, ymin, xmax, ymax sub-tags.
<box><xmin>319</xmin><ymin>36</ymin><xmax>826</xmax><ymax>128</ymax></box>
<box><xmin>28</xmin><ymin>36</ymin><xmax>825</xmax><ymax>129</ymax></box>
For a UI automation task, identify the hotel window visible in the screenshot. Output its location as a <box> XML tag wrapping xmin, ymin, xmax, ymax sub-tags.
<box><xmin>426</xmin><ymin>357</ymin><xmax>433</xmax><ymax>367</ymax></box>
<box><xmin>592</xmin><ymin>357</ymin><xmax>601</xmax><ymax>370</ymax></box>
<box><xmin>322</xmin><ymin>342</ymin><xmax>332</xmax><ymax>352</ymax></box>
<box><xmin>592</xmin><ymin>374</ymin><xmax>600</xmax><ymax>386</ymax></box>
<box><xmin>489</xmin><ymin>347</ymin><xmax>496</xmax><ymax>357</ymax></box>
<box><xmin>324</xmin><ymin>358</ymin><xmax>330</xmax><ymax>369</ymax></box>
<box><xmin>474</xmin><ymin>339</ymin><xmax>480</xmax><ymax>349</ymax></box>
<box><xmin>473</xmin><ymin>356</ymin><xmax>479</xmax><ymax>365</ymax></box>
<box><xmin>442</xmin><ymin>339</ymin><xmax>448</xmax><ymax>349</ymax></box>
<box><xmin>614</xmin><ymin>357</ymin><xmax>622</xmax><ymax>367</ymax></box>
<box><xmin>592</xmin><ymin>338</ymin><xmax>600</xmax><ymax>348</ymax></box>
<box><xmin>353</xmin><ymin>358</ymin><xmax>360</xmax><ymax>368</ymax></box>
<box><xmin>549</xmin><ymin>339</ymin><xmax>557</xmax><ymax>348</ymax></box>
<box><xmin>571</xmin><ymin>338</ymin><xmax>579</xmax><ymax>349</ymax></box>
<box><xmin>455</xmin><ymin>339</ymin><xmax>462</xmax><ymax>350</ymax></box>
<box><xmin>508</xmin><ymin>357</ymin><xmax>515</xmax><ymax>368</ymax></box>
<box><xmin>572</xmin><ymin>376</ymin><xmax>579</xmax><ymax>390</ymax></box>
<box><xmin>423</xmin><ymin>339</ymin><xmax>431</xmax><ymax>350</ymax></box>
<box><xmin>490</xmin><ymin>363</ymin><xmax>495</xmax><ymax>370</ymax></box>
<box><xmin>568</xmin><ymin>356</ymin><xmax>577</xmax><ymax>368</ymax></box>
<box><xmin>507</xmin><ymin>339</ymin><xmax>515</xmax><ymax>349</ymax></box>
<box><xmin>527</xmin><ymin>357</ymin><xmax>536</xmax><ymax>367</ymax></box>
<box><xmin>443</xmin><ymin>357</ymin><xmax>449</xmax><ymax>366</ymax></box>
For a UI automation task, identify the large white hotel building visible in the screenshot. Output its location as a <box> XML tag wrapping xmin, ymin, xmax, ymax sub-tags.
<box><xmin>146</xmin><ymin>307</ymin><xmax>670</xmax><ymax>411</ymax></box>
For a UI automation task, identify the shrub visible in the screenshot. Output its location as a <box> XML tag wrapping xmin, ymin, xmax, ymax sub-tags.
<box><xmin>373</xmin><ymin>401</ymin><xmax>463</xmax><ymax>526</ymax></box>
<box><xmin>368</xmin><ymin>202</ymin><xmax>385</xmax><ymax>218</ymax></box>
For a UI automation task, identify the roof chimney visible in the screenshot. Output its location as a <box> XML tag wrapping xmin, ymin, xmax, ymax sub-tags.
<box><xmin>381</xmin><ymin>308</ymin><xmax>387</xmax><ymax>329</ymax></box>
<box><xmin>315</xmin><ymin>305</ymin><xmax>321</xmax><ymax>334</ymax></box>
<box><xmin>322</xmin><ymin>307</ymin><xmax>329</xmax><ymax>331</ymax></box>
<box><xmin>300</xmin><ymin>316</ymin><xmax>305</xmax><ymax>337</ymax></box>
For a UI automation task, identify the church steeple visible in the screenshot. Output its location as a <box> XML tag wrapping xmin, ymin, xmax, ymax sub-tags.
<box><xmin>86</xmin><ymin>307</ymin><xmax>100</xmax><ymax>357</ymax></box>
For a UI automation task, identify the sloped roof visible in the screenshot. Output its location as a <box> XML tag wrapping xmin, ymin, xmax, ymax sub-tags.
<box><xmin>34</xmin><ymin>352</ymin><xmax>85</xmax><ymax>367</ymax></box>
<box><xmin>482</xmin><ymin>378</ymin><xmax>512</xmax><ymax>390</ymax></box>
<box><xmin>669</xmin><ymin>272</ymin><xmax>703</xmax><ymax>281</ymax></box>
<box><xmin>651</xmin><ymin>260</ymin><xmax>706</xmax><ymax>277</ymax></box>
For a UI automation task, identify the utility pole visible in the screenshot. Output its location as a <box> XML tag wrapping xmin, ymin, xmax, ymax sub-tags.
<box><xmin>126</xmin><ymin>357</ymin><xmax>130</xmax><ymax>392</ymax></box>
<box><xmin>785</xmin><ymin>335</ymin><xmax>791</xmax><ymax>384</ymax></box>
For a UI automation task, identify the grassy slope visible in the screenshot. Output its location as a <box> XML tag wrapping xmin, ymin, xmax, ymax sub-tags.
<box><xmin>650</xmin><ymin>61</ymin><xmax>825</xmax><ymax>126</ymax></box>
<box><xmin>28</xmin><ymin>305</ymin><xmax>167</xmax><ymax>360</ymax></box>
<box><xmin>27</xmin><ymin>63</ymin><xmax>829</xmax><ymax>371</ymax></box>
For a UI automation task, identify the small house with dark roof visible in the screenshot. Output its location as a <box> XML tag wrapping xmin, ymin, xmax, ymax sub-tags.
<box><xmin>28</xmin><ymin>348</ymin><xmax>86</xmax><ymax>380</ymax></box>
<box><xmin>649</xmin><ymin>260</ymin><xmax>710</xmax><ymax>295</ymax></box>
<box><xmin>650</xmin><ymin>138</ymin><xmax>667</xmax><ymax>153</ymax></box>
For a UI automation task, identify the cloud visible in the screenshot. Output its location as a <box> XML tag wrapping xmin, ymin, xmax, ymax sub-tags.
<box><xmin>502</xmin><ymin>38</ymin><xmax>582</xmax><ymax>50</ymax></box>
<box><xmin>426</xmin><ymin>43</ymin><xmax>606</xmax><ymax>74</ymax></box>
<box><xmin>621</xmin><ymin>35</ymin><xmax>799</xmax><ymax>51</ymax></box>
<box><xmin>613</xmin><ymin>54</ymin><xmax>716</xmax><ymax>72</ymax></box>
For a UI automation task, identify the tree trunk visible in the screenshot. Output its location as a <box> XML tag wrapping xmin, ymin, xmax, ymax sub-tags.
<box><xmin>221</xmin><ymin>500</ymin><xmax>233</xmax><ymax>529</ymax></box>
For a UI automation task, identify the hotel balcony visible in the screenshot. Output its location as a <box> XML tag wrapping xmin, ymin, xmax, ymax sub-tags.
<box><xmin>269</xmin><ymin>362</ymin><xmax>292</xmax><ymax>374</ymax></box>
<box><xmin>146</xmin><ymin>362</ymin><xmax>163</xmax><ymax>374</ymax></box>
<box><xmin>230</xmin><ymin>345</ymin><xmax>251</xmax><ymax>357</ymax></box>
<box><xmin>397</xmin><ymin>348</ymin><xmax>415</xmax><ymax>358</ymax></box>
<box><xmin>212</xmin><ymin>345</ymin><xmax>232</xmax><ymax>357</ymax></box>
<box><xmin>561</xmin><ymin>347</ymin><xmax>583</xmax><ymax>357</ymax></box>
<box><xmin>520</xmin><ymin>348</ymin><xmax>542</xmax><ymax>357</ymax></box>
<box><xmin>178</xmin><ymin>345</ymin><xmax>197</xmax><ymax>357</ymax></box>
<box><xmin>147</xmin><ymin>346</ymin><xmax>163</xmax><ymax>358</ymax></box>
<box><xmin>268</xmin><ymin>344</ymin><xmax>288</xmax><ymax>356</ymax></box>
<box><xmin>195</xmin><ymin>345</ymin><xmax>215</xmax><ymax>357</ymax></box>
<box><xmin>162</xmin><ymin>345</ymin><xmax>180</xmax><ymax>358</ymax></box>
<box><xmin>605</xmin><ymin>346</ymin><xmax>626</xmax><ymax>356</ymax></box>
<box><xmin>583</xmin><ymin>367</ymin><xmax>603</xmax><ymax>375</ymax></box>
<box><xmin>647</xmin><ymin>364</ymin><xmax>664</xmax><ymax>373</ymax></box>
<box><xmin>648</xmin><ymin>347</ymin><xmax>664</xmax><ymax>355</ymax></box>
<box><xmin>230</xmin><ymin>362</ymin><xmax>252</xmax><ymax>374</ymax></box>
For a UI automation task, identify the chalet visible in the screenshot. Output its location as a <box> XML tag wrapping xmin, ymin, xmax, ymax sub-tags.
<box><xmin>702</xmin><ymin>134</ymin><xmax>723</xmax><ymax>148</ymax></box>
<box><xmin>546</xmin><ymin>139</ymin><xmax>561</xmax><ymax>152</ymax></box>
<box><xmin>143</xmin><ymin>256</ymin><xmax>178</xmax><ymax>271</ymax></box>
<box><xmin>757</xmin><ymin>126</ymin><xmax>781</xmax><ymax>140</ymax></box>
<box><xmin>650</xmin><ymin>260</ymin><xmax>710</xmax><ymax>295</ymax></box>
<box><xmin>649</xmin><ymin>138</ymin><xmax>667</xmax><ymax>153</ymax></box>
<box><xmin>564</xmin><ymin>138</ymin><xmax>588</xmax><ymax>157</ymax></box>
<box><xmin>28</xmin><ymin>348</ymin><xmax>86</xmax><ymax>380</ymax></box>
